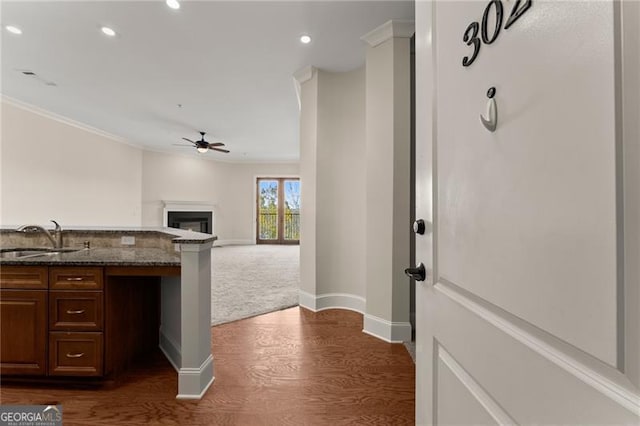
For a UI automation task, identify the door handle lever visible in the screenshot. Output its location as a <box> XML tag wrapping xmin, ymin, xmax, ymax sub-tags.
<box><xmin>404</xmin><ymin>263</ymin><xmax>426</xmax><ymax>281</ymax></box>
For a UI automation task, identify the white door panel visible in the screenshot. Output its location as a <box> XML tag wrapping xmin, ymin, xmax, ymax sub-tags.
<box><xmin>436</xmin><ymin>0</ymin><xmax>617</xmax><ymax>366</ymax></box>
<box><xmin>415</xmin><ymin>0</ymin><xmax>640</xmax><ymax>424</ymax></box>
<box><xmin>429</xmin><ymin>286</ymin><xmax>638</xmax><ymax>424</ymax></box>
<box><xmin>436</xmin><ymin>356</ymin><xmax>500</xmax><ymax>426</ymax></box>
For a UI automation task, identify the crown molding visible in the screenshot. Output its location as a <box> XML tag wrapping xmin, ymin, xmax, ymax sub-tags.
<box><xmin>361</xmin><ymin>20</ymin><xmax>415</xmax><ymax>47</ymax></box>
<box><xmin>293</xmin><ymin>65</ymin><xmax>316</xmax><ymax>85</ymax></box>
<box><xmin>142</xmin><ymin>145</ymin><xmax>299</xmax><ymax>165</ymax></box>
<box><xmin>0</xmin><ymin>94</ymin><xmax>135</xmax><ymax>147</ymax></box>
<box><xmin>293</xmin><ymin>65</ymin><xmax>317</xmax><ymax>110</ymax></box>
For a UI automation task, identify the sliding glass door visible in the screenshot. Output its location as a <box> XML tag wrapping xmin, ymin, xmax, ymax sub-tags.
<box><xmin>257</xmin><ymin>178</ymin><xmax>300</xmax><ymax>244</ymax></box>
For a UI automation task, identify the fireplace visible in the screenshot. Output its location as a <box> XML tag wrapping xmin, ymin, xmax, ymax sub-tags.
<box><xmin>167</xmin><ymin>211</ymin><xmax>212</xmax><ymax>234</ymax></box>
<box><xmin>163</xmin><ymin>201</ymin><xmax>215</xmax><ymax>235</ymax></box>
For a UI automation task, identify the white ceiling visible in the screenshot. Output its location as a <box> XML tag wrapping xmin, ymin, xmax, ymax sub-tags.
<box><xmin>1</xmin><ymin>1</ymin><xmax>414</xmax><ymax>162</ymax></box>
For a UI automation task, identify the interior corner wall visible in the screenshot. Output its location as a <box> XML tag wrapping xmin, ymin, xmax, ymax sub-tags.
<box><xmin>315</xmin><ymin>68</ymin><xmax>367</xmax><ymax>307</ymax></box>
<box><xmin>0</xmin><ymin>100</ymin><xmax>143</xmax><ymax>226</ymax></box>
<box><xmin>141</xmin><ymin>150</ymin><xmax>298</xmax><ymax>245</ymax></box>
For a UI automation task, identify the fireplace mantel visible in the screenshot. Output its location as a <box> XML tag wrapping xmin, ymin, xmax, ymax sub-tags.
<box><xmin>162</xmin><ymin>200</ymin><xmax>215</xmax><ymax>212</ymax></box>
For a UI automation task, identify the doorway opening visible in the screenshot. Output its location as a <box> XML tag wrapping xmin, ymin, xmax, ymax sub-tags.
<box><xmin>256</xmin><ymin>178</ymin><xmax>300</xmax><ymax>245</ymax></box>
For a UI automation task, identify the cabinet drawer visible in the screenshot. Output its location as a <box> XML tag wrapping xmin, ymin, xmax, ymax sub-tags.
<box><xmin>0</xmin><ymin>266</ymin><xmax>48</xmax><ymax>289</ymax></box>
<box><xmin>50</xmin><ymin>268</ymin><xmax>103</xmax><ymax>290</ymax></box>
<box><xmin>49</xmin><ymin>291</ymin><xmax>103</xmax><ymax>331</ymax></box>
<box><xmin>49</xmin><ymin>332</ymin><xmax>103</xmax><ymax>376</ymax></box>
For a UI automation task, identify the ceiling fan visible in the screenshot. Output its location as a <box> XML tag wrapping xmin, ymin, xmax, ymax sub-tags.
<box><xmin>174</xmin><ymin>132</ymin><xmax>229</xmax><ymax>154</ymax></box>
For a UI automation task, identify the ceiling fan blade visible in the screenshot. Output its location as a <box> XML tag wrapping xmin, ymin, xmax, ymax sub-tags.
<box><xmin>182</xmin><ymin>138</ymin><xmax>196</xmax><ymax>144</ymax></box>
<box><xmin>207</xmin><ymin>142</ymin><xmax>225</xmax><ymax>147</ymax></box>
<box><xmin>172</xmin><ymin>144</ymin><xmax>193</xmax><ymax>147</ymax></box>
<box><xmin>211</xmin><ymin>147</ymin><xmax>230</xmax><ymax>153</ymax></box>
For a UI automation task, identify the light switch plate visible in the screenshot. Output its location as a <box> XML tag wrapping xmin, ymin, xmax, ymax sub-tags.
<box><xmin>121</xmin><ymin>236</ymin><xmax>135</xmax><ymax>245</ymax></box>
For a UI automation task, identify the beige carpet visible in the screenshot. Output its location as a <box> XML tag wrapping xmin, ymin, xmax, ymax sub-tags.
<box><xmin>211</xmin><ymin>244</ymin><xmax>299</xmax><ymax>326</ymax></box>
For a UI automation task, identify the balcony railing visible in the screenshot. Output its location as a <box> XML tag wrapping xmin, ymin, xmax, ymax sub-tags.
<box><xmin>258</xmin><ymin>211</ymin><xmax>299</xmax><ymax>241</ymax></box>
<box><xmin>259</xmin><ymin>212</ymin><xmax>278</xmax><ymax>240</ymax></box>
<box><xmin>284</xmin><ymin>211</ymin><xmax>300</xmax><ymax>240</ymax></box>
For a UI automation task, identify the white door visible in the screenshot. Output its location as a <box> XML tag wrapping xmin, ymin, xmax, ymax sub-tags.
<box><xmin>414</xmin><ymin>1</ymin><xmax>640</xmax><ymax>424</ymax></box>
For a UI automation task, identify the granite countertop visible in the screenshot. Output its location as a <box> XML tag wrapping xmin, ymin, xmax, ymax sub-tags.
<box><xmin>0</xmin><ymin>247</ymin><xmax>181</xmax><ymax>266</ymax></box>
<box><xmin>0</xmin><ymin>225</ymin><xmax>217</xmax><ymax>245</ymax></box>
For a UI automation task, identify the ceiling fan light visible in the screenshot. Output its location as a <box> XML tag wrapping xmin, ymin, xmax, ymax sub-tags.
<box><xmin>196</xmin><ymin>146</ymin><xmax>209</xmax><ymax>153</ymax></box>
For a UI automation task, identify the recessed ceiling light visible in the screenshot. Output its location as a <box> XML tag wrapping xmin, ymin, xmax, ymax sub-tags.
<box><xmin>166</xmin><ymin>0</ymin><xmax>180</xmax><ymax>10</ymax></box>
<box><xmin>300</xmin><ymin>35</ymin><xmax>311</xmax><ymax>44</ymax></box>
<box><xmin>6</xmin><ymin>25</ymin><xmax>22</xmax><ymax>35</ymax></box>
<box><xmin>101</xmin><ymin>26</ymin><xmax>116</xmax><ymax>37</ymax></box>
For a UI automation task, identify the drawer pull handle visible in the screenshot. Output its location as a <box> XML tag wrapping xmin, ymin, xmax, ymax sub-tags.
<box><xmin>66</xmin><ymin>352</ymin><xmax>85</xmax><ymax>358</ymax></box>
<box><xmin>66</xmin><ymin>277</ymin><xmax>84</xmax><ymax>281</ymax></box>
<box><xmin>66</xmin><ymin>309</ymin><xmax>85</xmax><ymax>315</ymax></box>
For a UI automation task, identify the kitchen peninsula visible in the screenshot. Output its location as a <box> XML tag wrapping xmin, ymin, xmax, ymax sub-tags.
<box><xmin>0</xmin><ymin>226</ymin><xmax>215</xmax><ymax>400</ymax></box>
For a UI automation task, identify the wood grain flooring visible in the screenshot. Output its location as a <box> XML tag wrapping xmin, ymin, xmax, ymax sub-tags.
<box><xmin>0</xmin><ymin>307</ymin><xmax>415</xmax><ymax>425</ymax></box>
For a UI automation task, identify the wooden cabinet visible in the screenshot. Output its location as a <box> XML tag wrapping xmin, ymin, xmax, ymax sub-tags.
<box><xmin>0</xmin><ymin>267</ymin><xmax>48</xmax><ymax>376</ymax></box>
<box><xmin>1</xmin><ymin>265</ymin><xmax>167</xmax><ymax>381</ymax></box>
<box><xmin>0</xmin><ymin>290</ymin><xmax>48</xmax><ymax>375</ymax></box>
<box><xmin>0</xmin><ymin>266</ymin><xmax>104</xmax><ymax>377</ymax></box>
<box><xmin>47</xmin><ymin>267</ymin><xmax>104</xmax><ymax>376</ymax></box>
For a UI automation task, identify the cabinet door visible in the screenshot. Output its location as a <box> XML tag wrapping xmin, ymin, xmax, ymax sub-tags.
<box><xmin>0</xmin><ymin>290</ymin><xmax>47</xmax><ymax>375</ymax></box>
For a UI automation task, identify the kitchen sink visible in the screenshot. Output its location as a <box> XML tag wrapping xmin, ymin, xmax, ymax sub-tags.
<box><xmin>0</xmin><ymin>247</ymin><xmax>85</xmax><ymax>259</ymax></box>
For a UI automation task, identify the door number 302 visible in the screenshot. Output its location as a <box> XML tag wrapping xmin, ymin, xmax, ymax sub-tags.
<box><xmin>463</xmin><ymin>0</ymin><xmax>532</xmax><ymax>67</ymax></box>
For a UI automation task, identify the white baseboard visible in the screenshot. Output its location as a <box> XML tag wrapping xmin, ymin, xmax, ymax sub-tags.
<box><xmin>299</xmin><ymin>291</ymin><xmax>410</xmax><ymax>343</ymax></box>
<box><xmin>299</xmin><ymin>290</ymin><xmax>365</xmax><ymax>314</ymax></box>
<box><xmin>363</xmin><ymin>313</ymin><xmax>412</xmax><ymax>343</ymax></box>
<box><xmin>299</xmin><ymin>290</ymin><xmax>317</xmax><ymax>311</ymax></box>
<box><xmin>213</xmin><ymin>239</ymin><xmax>255</xmax><ymax>247</ymax></box>
<box><xmin>159</xmin><ymin>327</ymin><xmax>181</xmax><ymax>372</ymax></box>
<box><xmin>176</xmin><ymin>355</ymin><xmax>215</xmax><ymax>400</ymax></box>
<box><xmin>160</xmin><ymin>328</ymin><xmax>214</xmax><ymax>400</ymax></box>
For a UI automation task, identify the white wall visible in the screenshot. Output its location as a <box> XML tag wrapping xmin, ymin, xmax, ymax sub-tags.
<box><xmin>141</xmin><ymin>150</ymin><xmax>298</xmax><ymax>244</ymax></box>
<box><xmin>316</xmin><ymin>67</ymin><xmax>367</xmax><ymax>300</ymax></box>
<box><xmin>0</xmin><ymin>99</ymin><xmax>143</xmax><ymax>226</ymax></box>
<box><xmin>298</xmin><ymin>66</ymin><xmax>368</xmax><ymax>310</ymax></box>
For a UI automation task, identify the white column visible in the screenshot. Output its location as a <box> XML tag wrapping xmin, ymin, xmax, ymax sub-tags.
<box><xmin>295</xmin><ymin>66</ymin><xmax>320</xmax><ymax>310</ymax></box>
<box><xmin>177</xmin><ymin>241</ymin><xmax>214</xmax><ymax>399</ymax></box>
<box><xmin>362</xmin><ymin>20</ymin><xmax>414</xmax><ymax>343</ymax></box>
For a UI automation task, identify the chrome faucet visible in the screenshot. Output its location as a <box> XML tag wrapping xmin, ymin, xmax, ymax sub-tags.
<box><xmin>16</xmin><ymin>220</ymin><xmax>63</xmax><ymax>248</ymax></box>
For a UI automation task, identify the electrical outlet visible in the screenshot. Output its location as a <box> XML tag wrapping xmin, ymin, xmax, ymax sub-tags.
<box><xmin>174</xmin><ymin>244</ymin><xmax>181</xmax><ymax>252</ymax></box>
<box><xmin>121</xmin><ymin>236</ymin><xmax>135</xmax><ymax>245</ymax></box>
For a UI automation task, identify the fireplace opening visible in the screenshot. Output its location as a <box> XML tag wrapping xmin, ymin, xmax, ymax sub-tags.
<box><xmin>167</xmin><ymin>211</ymin><xmax>212</xmax><ymax>234</ymax></box>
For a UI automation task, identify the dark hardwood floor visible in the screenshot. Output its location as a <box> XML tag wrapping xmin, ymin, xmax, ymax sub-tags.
<box><xmin>0</xmin><ymin>307</ymin><xmax>415</xmax><ymax>425</ymax></box>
